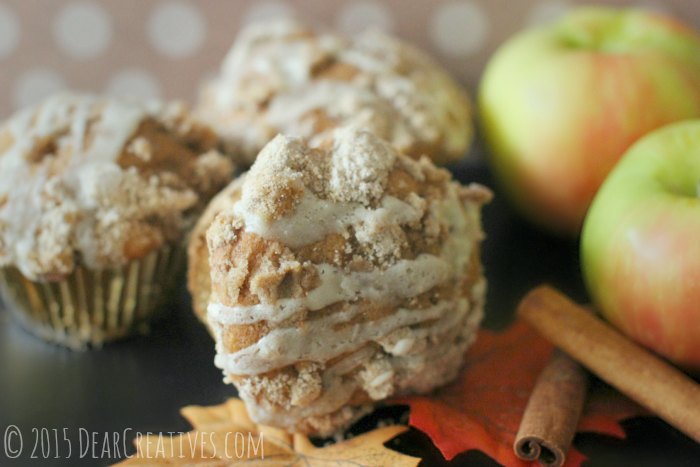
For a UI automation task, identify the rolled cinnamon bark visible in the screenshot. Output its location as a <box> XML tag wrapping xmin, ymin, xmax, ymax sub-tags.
<box><xmin>514</xmin><ymin>350</ymin><xmax>589</xmax><ymax>467</ymax></box>
<box><xmin>518</xmin><ymin>285</ymin><xmax>700</xmax><ymax>444</ymax></box>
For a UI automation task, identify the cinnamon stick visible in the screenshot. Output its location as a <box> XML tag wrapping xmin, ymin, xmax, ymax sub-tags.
<box><xmin>518</xmin><ymin>285</ymin><xmax>700</xmax><ymax>444</ymax></box>
<box><xmin>514</xmin><ymin>350</ymin><xmax>589</xmax><ymax>467</ymax></box>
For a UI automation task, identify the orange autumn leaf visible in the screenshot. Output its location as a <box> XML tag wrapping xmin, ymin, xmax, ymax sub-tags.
<box><xmin>394</xmin><ymin>320</ymin><xmax>645</xmax><ymax>466</ymax></box>
<box><xmin>115</xmin><ymin>398</ymin><xmax>419</xmax><ymax>467</ymax></box>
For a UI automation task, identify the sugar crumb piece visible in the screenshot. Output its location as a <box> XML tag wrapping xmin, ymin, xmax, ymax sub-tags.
<box><xmin>127</xmin><ymin>137</ymin><xmax>152</xmax><ymax>162</ymax></box>
<box><xmin>238</xmin><ymin>135</ymin><xmax>309</xmax><ymax>222</ymax></box>
<box><xmin>359</xmin><ymin>356</ymin><xmax>395</xmax><ymax>400</ymax></box>
<box><xmin>290</xmin><ymin>362</ymin><xmax>323</xmax><ymax>407</ymax></box>
<box><xmin>328</xmin><ymin>128</ymin><xmax>395</xmax><ymax>206</ymax></box>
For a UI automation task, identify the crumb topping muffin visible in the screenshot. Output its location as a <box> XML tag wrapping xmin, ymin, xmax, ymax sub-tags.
<box><xmin>189</xmin><ymin>174</ymin><xmax>246</xmax><ymax>324</ymax></box>
<box><xmin>202</xmin><ymin>128</ymin><xmax>490</xmax><ymax>435</ymax></box>
<box><xmin>197</xmin><ymin>20</ymin><xmax>473</xmax><ymax>166</ymax></box>
<box><xmin>0</xmin><ymin>93</ymin><xmax>234</xmax><ymax>281</ymax></box>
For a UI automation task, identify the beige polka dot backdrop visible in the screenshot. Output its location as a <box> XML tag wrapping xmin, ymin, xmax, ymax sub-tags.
<box><xmin>337</xmin><ymin>1</ymin><xmax>394</xmax><ymax>34</ymax></box>
<box><xmin>0</xmin><ymin>3</ymin><xmax>20</xmax><ymax>60</ymax></box>
<box><xmin>53</xmin><ymin>2</ymin><xmax>113</xmax><ymax>60</ymax></box>
<box><xmin>0</xmin><ymin>0</ymin><xmax>698</xmax><ymax>117</ymax></box>
<box><xmin>429</xmin><ymin>1</ymin><xmax>489</xmax><ymax>57</ymax></box>
<box><xmin>148</xmin><ymin>2</ymin><xmax>206</xmax><ymax>58</ymax></box>
<box><xmin>107</xmin><ymin>68</ymin><xmax>162</xmax><ymax>99</ymax></box>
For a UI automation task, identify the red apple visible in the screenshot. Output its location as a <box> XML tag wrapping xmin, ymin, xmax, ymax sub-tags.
<box><xmin>581</xmin><ymin>120</ymin><xmax>700</xmax><ymax>370</ymax></box>
<box><xmin>480</xmin><ymin>6</ymin><xmax>700</xmax><ymax>235</ymax></box>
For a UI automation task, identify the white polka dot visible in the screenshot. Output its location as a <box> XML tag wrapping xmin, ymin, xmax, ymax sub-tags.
<box><xmin>243</xmin><ymin>1</ymin><xmax>295</xmax><ymax>24</ymax></box>
<box><xmin>429</xmin><ymin>1</ymin><xmax>489</xmax><ymax>57</ymax></box>
<box><xmin>148</xmin><ymin>2</ymin><xmax>206</xmax><ymax>58</ymax></box>
<box><xmin>107</xmin><ymin>69</ymin><xmax>162</xmax><ymax>100</ymax></box>
<box><xmin>53</xmin><ymin>2</ymin><xmax>112</xmax><ymax>60</ymax></box>
<box><xmin>527</xmin><ymin>1</ymin><xmax>573</xmax><ymax>27</ymax></box>
<box><xmin>0</xmin><ymin>4</ymin><xmax>20</xmax><ymax>60</ymax></box>
<box><xmin>13</xmin><ymin>69</ymin><xmax>66</xmax><ymax>109</ymax></box>
<box><xmin>337</xmin><ymin>1</ymin><xmax>394</xmax><ymax>34</ymax></box>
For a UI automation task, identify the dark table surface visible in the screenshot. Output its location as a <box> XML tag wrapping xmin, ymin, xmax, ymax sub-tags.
<box><xmin>1</xmin><ymin>154</ymin><xmax>699</xmax><ymax>466</ymax></box>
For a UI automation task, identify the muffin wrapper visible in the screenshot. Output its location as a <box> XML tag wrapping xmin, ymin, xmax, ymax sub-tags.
<box><xmin>0</xmin><ymin>244</ymin><xmax>185</xmax><ymax>349</ymax></box>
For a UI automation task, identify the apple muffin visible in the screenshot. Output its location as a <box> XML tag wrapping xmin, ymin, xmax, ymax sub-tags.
<box><xmin>188</xmin><ymin>174</ymin><xmax>246</xmax><ymax>327</ymax></box>
<box><xmin>0</xmin><ymin>92</ymin><xmax>234</xmax><ymax>347</ymax></box>
<box><xmin>197</xmin><ymin>20</ymin><xmax>473</xmax><ymax>167</ymax></box>
<box><xmin>199</xmin><ymin>127</ymin><xmax>490</xmax><ymax>435</ymax></box>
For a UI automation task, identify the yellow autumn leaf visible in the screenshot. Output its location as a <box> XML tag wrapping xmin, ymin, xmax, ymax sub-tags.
<box><xmin>113</xmin><ymin>398</ymin><xmax>419</xmax><ymax>467</ymax></box>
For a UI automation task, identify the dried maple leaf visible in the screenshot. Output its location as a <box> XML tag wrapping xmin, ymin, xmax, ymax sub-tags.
<box><xmin>393</xmin><ymin>320</ymin><xmax>645</xmax><ymax>466</ymax></box>
<box><xmin>114</xmin><ymin>398</ymin><xmax>419</xmax><ymax>466</ymax></box>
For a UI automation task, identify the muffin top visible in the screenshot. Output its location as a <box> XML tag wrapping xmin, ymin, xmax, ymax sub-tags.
<box><xmin>206</xmin><ymin>127</ymin><xmax>491</xmax><ymax>372</ymax></box>
<box><xmin>197</xmin><ymin>20</ymin><xmax>473</xmax><ymax>166</ymax></box>
<box><xmin>0</xmin><ymin>93</ymin><xmax>234</xmax><ymax>281</ymax></box>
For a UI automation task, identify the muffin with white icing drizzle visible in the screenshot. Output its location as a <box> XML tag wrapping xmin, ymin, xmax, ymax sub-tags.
<box><xmin>189</xmin><ymin>174</ymin><xmax>246</xmax><ymax>325</ymax></box>
<box><xmin>197</xmin><ymin>20</ymin><xmax>473</xmax><ymax>167</ymax></box>
<box><xmin>0</xmin><ymin>93</ymin><xmax>234</xmax><ymax>348</ymax></box>
<box><xmin>198</xmin><ymin>127</ymin><xmax>490</xmax><ymax>435</ymax></box>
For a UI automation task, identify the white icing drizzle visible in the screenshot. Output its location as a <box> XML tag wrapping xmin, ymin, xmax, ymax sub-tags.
<box><xmin>376</xmin><ymin>288</ymin><xmax>472</xmax><ymax>357</ymax></box>
<box><xmin>236</xmin><ymin>279</ymin><xmax>486</xmax><ymax>432</ymax></box>
<box><xmin>3</xmin><ymin>94</ymin><xmax>147</xmax><ymax>167</ymax></box>
<box><xmin>198</xmin><ymin>19</ymin><xmax>472</xmax><ymax>164</ymax></box>
<box><xmin>0</xmin><ymin>93</ymin><xmax>231</xmax><ymax>280</ymax></box>
<box><xmin>233</xmin><ymin>190</ymin><xmax>420</xmax><ymax>248</ymax></box>
<box><xmin>436</xmin><ymin>185</ymin><xmax>482</xmax><ymax>281</ymax></box>
<box><xmin>0</xmin><ymin>94</ymin><xmax>149</xmax><ymax>277</ymax></box>
<box><xmin>214</xmin><ymin>298</ymin><xmax>467</xmax><ymax>376</ymax></box>
<box><xmin>239</xmin><ymin>368</ymin><xmax>362</xmax><ymax>429</ymax></box>
<box><xmin>208</xmin><ymin>253</ymin><xmax>450</xmax><ymax>325</ymax></box>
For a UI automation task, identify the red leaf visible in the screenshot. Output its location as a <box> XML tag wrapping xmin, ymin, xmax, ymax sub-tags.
<box><xmin>393</xmin><ymin>320</ymin><xmax>645</xmax><ymax>466</ymax></box>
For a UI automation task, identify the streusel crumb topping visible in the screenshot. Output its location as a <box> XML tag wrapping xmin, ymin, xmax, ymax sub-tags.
<box><xmin>197</xmin><ymin>19</ymin><xmax>473</xmax><ymax>166</ymax></box>
<box><xmin>0</xmin><ymin>93</ymin><xmax>234</xmax><ymax>280</ymax></box>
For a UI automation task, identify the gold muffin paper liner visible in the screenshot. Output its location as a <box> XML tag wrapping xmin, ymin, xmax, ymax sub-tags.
<box><xmin>0</xmin><ymin>243</ymin><xmax>185</xmax><ymax>349</ymax></box>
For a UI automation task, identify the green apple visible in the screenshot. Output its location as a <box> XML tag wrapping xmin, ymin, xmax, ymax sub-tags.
<box><xmin>582</xmin><ymin>120</ymin><xmax>700</xmax><ymax>370</ymax></box>
<box><xmin>480</xmin><ymin>6</ymin><xmax>700</xmax><ymax>235</ymax></box>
